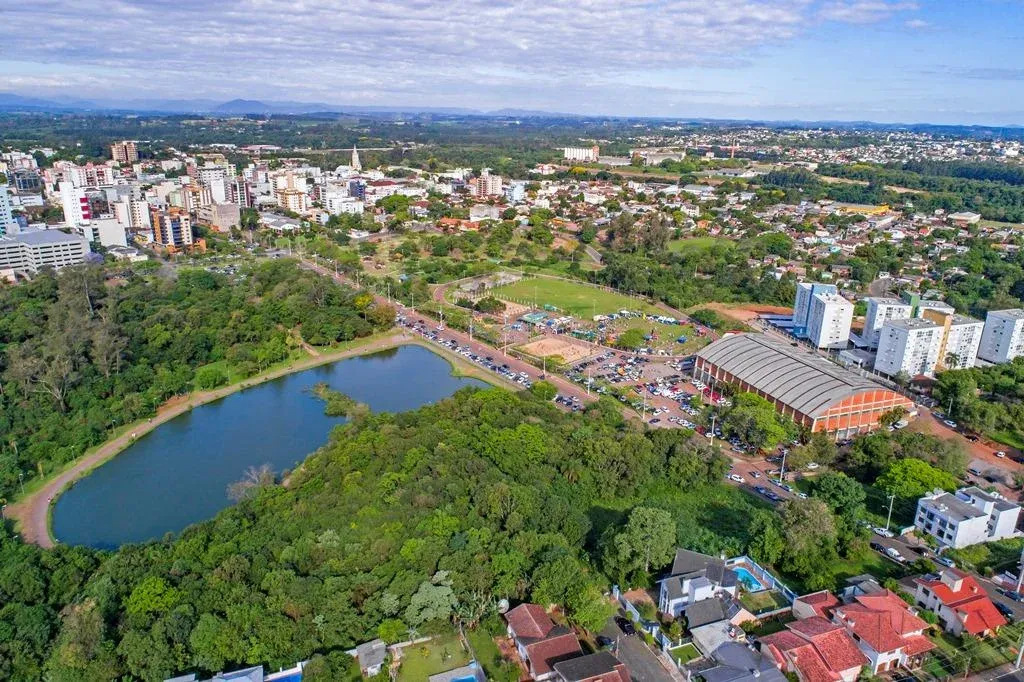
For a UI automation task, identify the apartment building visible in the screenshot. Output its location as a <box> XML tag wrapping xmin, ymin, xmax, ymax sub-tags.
<box><xmin>978</xmin><ymin>309</ymin><xmax>1024</xmax><ymax>364</ymax></box>
<box><xmin>807</xmin><ymin>293</ymin><xmax>854</xmax><ymax>349</ymax></box>
<box><xmin>151</xmin><ymin>208</ymin><xmax>194</xmax><ymax>250</ymax></box>
<box><xmin>58</xmin><ymin>181</ymin><xmax>91</xmax><ymax>225</ymax></box>
<box><xmin>793</xmin><ymin>282</ymin><xmax>838</xmax><ymax>338</ymax></box>
<box><xmin>563</xmin><ymin>145</ymin><xmax>600</xmax><ymax>163</ymax></box>
<box><xmin>110</xmin><ymin>140</ymin><xmax>139</xmax><ymax>165</ymax></box>
<box><xmin>914</xmin><ymin>300</ymin><xmax>955</xmax><ymax>318</ymax></box>
<box><xmin>873</xmin><ymin>318</ymin><xmax>942</xmax><ymax>378</ymax></box>
<box><xmin>276</xmin><ymin>188</ymin><xmax>309</xmax><ymax>214</ymax></box>
<box><xmin>921</xmin><ymin>309</ymin><xmax>983</xmax><ymax>370</ymax></box>
<box><xmin>914</xmin><ymin>487</ymin><xmax>1021</xmax><ymax>549</ymax></box>
<box><xmin>472</xmin><ymin>169</ymin><xmax>503</xmax><ymax>197</ymax></box>
<box><xmin>0</xmin><ymin>229</ymin><xmax>90</xmax><ymax>273</ymax></box>
<box><xmin>0</xmin><ymin>185</ymin><xmax>16</xmax><ymax>236</ymax></box>
<box><xmin>77</xmin><ymin>218</ymin><xmax>128</xmax><ymax>248</ymax></box>
<box><xmin>323</xmin><ymin>192</ymin><xmax>364</xmax><ymax>215</ymax></box>
<box><xmin>113</xmin><ymin>197</ymin><xmax>152</xmax><ymax>231</ymax></box>
<box><xmin>862</xmin><ymin>297</ymin><xmax>912</xmax><ymax>348</ymax></box>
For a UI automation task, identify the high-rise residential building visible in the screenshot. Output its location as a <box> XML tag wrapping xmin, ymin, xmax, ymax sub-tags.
<box><xmin>915</xmin><ymin>300</ymin><xmax>956</xmax><ymax>319</ymax></box>
<box><xmin>110</xmin><ymin>140</ymin><xmax>139</xmax><ymax>165</ymax></box>
<box><xmin>862</xmin><ymin>297</ymin><xmax>913</xmax><ymax>348</ymax></box>
<box><xmin>0</xmin><ymin>229</ymin><xmax>90</xmax><ymax>273</ymax></box>
<box><xmin>921</xmin><ymin>309</ymin><xmax>984</xmax><ymax>370</ymax></box>
<box><xmin>978</xmin><ymin>309</ymin><xmax>1024</xmax><ymax>364</ymax></box>
<box><xmin>324</xmin><ymin>192</ymin><xmax>364</xmax><ymax>215</ymax></box>
<box><xmin>0</xmin><ymin>185</ymin><xmax>16</xmax><ymax>236</ymax></box>
<box><xmin>792</xmin><ymin>282</ymin><xmax>837</xmax><ymax>338</ymax></box>
<box><xmin>58</xmin><ymin>162</ymin><xmax>115</xmax><ymax>188</ymax></box>
<box><xmin>276</xmin><ymin>188</ymin><xmax>308</xmax><ymax>214</ymax></box>
<box><xmin>807</xmin><ymin>292</ymin><xmax>854</xmax><ymax>349</ymax></box>
<box><xmin>472</xmin><ymin>169</ymin><xmax>503</xmax><ymax>197</ymax></box>
<box><xmin>113</xmin><ymin>197</ymin><xmax>151</xmax><ymax>231</ymax></box>
<box><xmin>874</xmin><ymin>318</ymin><xmax>943</xmax><ymax>378</ymax></box>
<box><xmin>151</xmin><ymin>208</ymin><xmax>194</xmax><ymax>249</ymax></box>
<box><xmin>77</xmin><ymin>218</ymin><xmax>128</xmax><ymax>248</ymax></box>
<box><xmin>59</xmin><ymin>181</ymin><xmax>91</xmax><ymax>225</ymax></box>
<box><xmin>563</xmin><ymin>145</ymin><xmax>600</xmax><ymax>162</ymax></box>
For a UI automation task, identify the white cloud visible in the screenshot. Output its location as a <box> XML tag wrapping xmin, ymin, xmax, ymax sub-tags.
<box><xmin>1</xmin><ymin>0</ymin><xmax>929</xmax><ymax>113</ymax></box>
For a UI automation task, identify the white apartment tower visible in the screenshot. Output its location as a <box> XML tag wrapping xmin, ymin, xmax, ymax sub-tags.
<box><xmin>0</xmin><ymin>185</ymin><xmax>16</xmax><ymax>235</ymax></box>
<box><xmin>807</xmin><ymin>293</ymin><xmax>854</xmax><ymax>349</ymax></box>
<box><xmin>863</xmin><ymin>297</ymin><xmax>912</xmax><ymax>348</ymax></box>
<box><xmin>59</xmin><ymin>181</ymin><xmax>90</xmax><ymax>225</ymax></box>
<box><xmin>874</xmin><ymin>318</ymin><xmax>943</xmax><ymax>378</ymax></box>
<box><xmin>978</xmin><ymin>309</ymin><xmax>1024</xmax><ymax>364</ymax></box>
<box><xmin>792</xmin><ymin>282</ymin><xmax>837</xmax><ymax>338</ymax></box>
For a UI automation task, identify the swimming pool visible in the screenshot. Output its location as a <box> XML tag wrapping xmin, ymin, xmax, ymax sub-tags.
<box><xmin>732</xmin><ymin>566</ymin><xmax>767</xmax><ymax>592</ymax></box>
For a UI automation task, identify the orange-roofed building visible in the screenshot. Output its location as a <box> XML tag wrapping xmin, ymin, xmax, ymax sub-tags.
<box><xmin>504</xmin><ymin>604</ymin><xmax>583</xmax><ymax>680</ymax></box>
<box><xmin>913</xmin><ymin>569</ymin><xmax>1007</xmax><ymax>637</ymax></box>
<box><xmin>760</xmin><ymin>616</ymin><xmax>868</xmax><ymax>682</ymax></box>
<box><xmin>832</xmin><ymin>589</ymin><xmax>934</xmax><ymax>674</ymax></box>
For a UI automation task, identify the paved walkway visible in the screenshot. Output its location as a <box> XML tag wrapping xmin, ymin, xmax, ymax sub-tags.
<box><xmin>6</xmin><ymin>333</ymin><xmax>408</xmax><ymax>549</ymax></box>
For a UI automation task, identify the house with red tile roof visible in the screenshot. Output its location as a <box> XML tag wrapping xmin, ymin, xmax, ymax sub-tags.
<box><xmin>760</xmin><ymin>616</ymin><xmax>868</xmax><ymax>682</ymax></box>
<box><xmin>504</xmin><ymin>604</ymin><xmax>583</xmax><ymax>680</ymax></box>
<box><xmin>913</xmin><ymin>570</ymin><xmax>1007</xmax><ymax>637</ymax></box>
<box><xmin>792</xmin><ymin>591</ymin><xmax>841</xmax><ymax>620</ymax></box>
<box><xmin>832</xmin><ymin>589</ymin><xmax>934</xmax><ymax>674</ymax></box>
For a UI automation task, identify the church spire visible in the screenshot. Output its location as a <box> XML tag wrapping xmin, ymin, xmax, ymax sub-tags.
<box><xmin>351</xmin><ymin>144</ymin><xmax>361</xmax><ymax>171</ymax></box>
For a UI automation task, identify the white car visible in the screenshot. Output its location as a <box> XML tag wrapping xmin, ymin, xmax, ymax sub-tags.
<box><xmin>806</xmin><ymin>462</ymin><xmax>820</xmax><ymax>470</ymax></box>
<box><xmin>873</xmin><ymin>527</ymin><xmax>895</xmax><ymax>538</ymax></box>
<box><xmin>996</xmin><ymin>451</ymin><xmax>1007</xmax><ymax>458</ymax></box>
<box><xmin>728</xmin><ymin>474</ymin><xmax>746</xmax><ymax>484</ymax></box>
<box><xmin>884</xmin><ymin>547</ymin><xmax>905</xmax><ymax>563</ymax></box>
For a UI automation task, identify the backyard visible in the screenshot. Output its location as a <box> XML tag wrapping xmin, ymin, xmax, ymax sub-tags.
<box><xmin>737</xmin><ymin>590</ymin><xmax>790</xmax><ymax>615</ymax></box>
<box><xmin>396</xmin><ymin>632</ymin><xmax>472</xmax><ymax>682</ymax></box>
<box><xmin>669</xmin><ymin>643</ymin><xmax>702</xmax><ymax>665</ymax></box>
<box><xmin>923</xmin><ymin>623</ymin><xmax>1024</xmax><ymax>676</ymax></box>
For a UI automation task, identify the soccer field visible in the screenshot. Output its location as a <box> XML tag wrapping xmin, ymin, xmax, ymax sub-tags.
<box><xmin>490</xmin><ymin>277</ymin><xmax>655</xmax><ymax>317</ymax></box>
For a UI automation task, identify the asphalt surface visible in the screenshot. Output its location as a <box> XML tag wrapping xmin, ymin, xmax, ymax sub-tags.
<box><xmin>601</xmin><ymin>619</ymin><xmax>677</xmax><ymax>682</ymax></box>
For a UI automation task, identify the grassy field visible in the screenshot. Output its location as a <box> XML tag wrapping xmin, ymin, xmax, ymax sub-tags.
<box><xmin>667</xmin><ymin>237</ymin><xmax>734</xmax><ymax>255</ymax></box>
<box><xmin>926</xmin><ymin>623</ymin><xmax>1024</xmax><ymax>674</ymax></box>
<box><xmin>465</xmin><ymin>621</ymin><xmax>510</xmax><ymax>681</ymax></box>
<box><xmin>397</xmin><ymin>632</ymin><xmax>472</xmax><ymax>682</ymax></box>
<box><xmin>490</xmin><ymin>277</ymin><xmax>657</xmax><ymax>317</ymax></box>
<box><xmin>613</xmin><ymin>319</ymin><xmax>710</xmax><ymax>354</ymax></box>
<box><xmin>670</xmin><ymin>643</ymin><xmax>702</xmax><ymax>664</ymax></box>
<box><xmin>991</xmin><ymin>429</ymin><xmax>1024</xmax><ymax>451</ymax></box>
<box><xmin>738</xmin><ymin>590</ymin><xmax>790</xmax><ymax>614</ymax></box>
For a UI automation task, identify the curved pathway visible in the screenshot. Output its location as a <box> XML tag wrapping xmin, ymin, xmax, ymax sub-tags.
<box><xmin>7</xmin><ymin>333</ymin><xmax>408</xmax><ymax>549</ymax></box>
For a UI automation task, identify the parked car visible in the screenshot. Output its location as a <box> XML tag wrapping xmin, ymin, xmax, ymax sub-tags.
<box><xmin>873</xmin><ymin>527</ymin><xmax>895</xmax><ymax>538</ymax></box>
<box><xmin>996</xmin><ymin>451</ymin><xmax>1008</xmax><ymax>458</ymax></box>
<box><xmin>996</xmin><ymin>602</ymin><xmax>1016</xmax><ymax>622</ymax></box>
<box><xmin>615</xmin><ymin>617</ymin><xmax>637</xmax><ymax>636</ymax></box>
<box><xmin>728</xmin><ymin>474</ymin><xmax>745</xmax><ymax>484</ymax></box>
<box><xmin>596</xmin><ymin>635</ymin><xmax>615</xmax><ymax>649</ymax></box>
<box><xmin>884</xmin><ymin>547</ymin><xmax>905</xmax><ymax>563</ymax></box>
<box><xmin>1001</xmin><ymin>589</ymin><xmax>1024</xmax><ymax>603</ymax></box>
<box><xmin>870</xmin><ymin>542</ymin><xmax>885</xmax><ymax>552</ymax></box>
<box><xmin>936</xmin><ymin>556</ymin><xmax>956</xmax><ymax>568</ymax></box>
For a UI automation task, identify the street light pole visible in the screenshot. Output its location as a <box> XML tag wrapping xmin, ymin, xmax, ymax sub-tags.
<box><xmin>779</xmin><ymin>448</ymin><xmax>787</xmax><ymax>482</ymax></box>
<box><xmin>710</xmin><ymin>414</ymin><xmax>717</xmax><ymax>447</ymax></box>
<box><xmin>885</xmin><ymin>494</ymin><xmax>896</xmax><ymax>532</ymax></box>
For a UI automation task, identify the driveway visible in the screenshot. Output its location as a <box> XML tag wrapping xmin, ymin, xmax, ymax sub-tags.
<box><xmin>600</xmin><ymin>619</ymin><xmax>678</xmax><ymax>682</ymax></box>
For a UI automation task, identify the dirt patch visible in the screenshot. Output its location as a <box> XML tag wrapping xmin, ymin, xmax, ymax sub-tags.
<box><xmin>703</xmin><ymin>302</ymin><xmax>791</xmax><ymax>322</ymax></box>
<box><xmin>518</xmin><ymin>336</ymin><xmax>595</xmax><ymax>363</ymax></box>
<box><xmin>498</xmin><ymin>299</ymin><xmax>532</xmax><ymax>319</ymax></box>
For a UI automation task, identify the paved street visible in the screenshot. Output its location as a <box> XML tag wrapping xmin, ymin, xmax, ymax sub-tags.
<box><xmin>600</xmin><ymin>619</ymin><xmax>678</xmax><ymax>682</ymax></box>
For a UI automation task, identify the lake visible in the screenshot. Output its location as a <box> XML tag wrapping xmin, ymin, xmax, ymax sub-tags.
<box><xmin>52</xmin><ymin>344</ymin><xmax>487</xmax><ymax>549</ymax></box>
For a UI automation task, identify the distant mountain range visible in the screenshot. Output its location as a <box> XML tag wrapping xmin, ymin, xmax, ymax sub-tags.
<box><xmin>0</xmin><ymin>92</ymin><xmax>1021</xmax><ymax>133</ymax></box>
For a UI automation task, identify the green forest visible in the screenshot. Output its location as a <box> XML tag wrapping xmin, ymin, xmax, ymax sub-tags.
<box><xmin>0</xmin><ymin>260</ymin><xmax>394</xmax><ymax>502</ymax></box>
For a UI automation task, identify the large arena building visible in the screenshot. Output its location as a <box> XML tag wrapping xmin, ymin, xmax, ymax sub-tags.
<box><xmin>694</xmin><ymin>333</ymin><xmax>913</xmax><ymax>439</ymax></box>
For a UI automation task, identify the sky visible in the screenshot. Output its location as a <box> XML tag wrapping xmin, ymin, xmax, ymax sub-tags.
<box><xmin>3</xmin><ymin>0</ymin><xmax>1024</xmax><ymax>125</ymax></box>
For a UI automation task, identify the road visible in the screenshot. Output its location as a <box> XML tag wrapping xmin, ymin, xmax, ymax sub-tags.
<box><xmin>299</xmin><ymin>260</ymin><xmax>606</xmax><ymax>414</ymax></box>
<box><xmin>5</xmin><ymin>332</ymin><xmax>413</xmax><ymax>548</ymax></box>
<box><xmin>601</xmin><ymin>619</ymin><xmax>678</xmax><ymax>682</ymax></box>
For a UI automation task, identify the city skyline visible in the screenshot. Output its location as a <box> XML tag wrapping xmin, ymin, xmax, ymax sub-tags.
<box><xmin>4</xmin><ymin>0</ymin><xmax>1024</xmax><ymax>126</ymax></box>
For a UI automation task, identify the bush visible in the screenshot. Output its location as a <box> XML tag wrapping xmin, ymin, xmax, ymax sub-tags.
<box><xmin>194</xmin><ymin>366</ymin><xmax>229</xmax><ymax>390</ymax></box>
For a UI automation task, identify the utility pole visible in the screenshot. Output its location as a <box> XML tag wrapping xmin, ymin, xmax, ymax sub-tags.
<box><xmin>885</xmin><ymin>494</ymin><xmax>896</xmax><ymax>532</ymax></box>
<box><xmin>948</xmin><ymin>394</ymin><xmax>954</xmax><ymax>417</ymax></box>
<box><xmin>1015</xmin><ymin>545</ymin><xmax>1024</xmax><ymax>594</ymax></box>
<box><xmin>503</xmin><ymin>313</ymin><xmax>508</xmax><ymax>356</ymax></box>
<box><xmin>1015</xmin><ymin>627</ymin><xmax>1024</xmax><ymax>669</ymax></box>
<box><xmin>710</xmin><ymin>414</ymin><xmax>717</xmax><ymax>447</ymax></box>
<box><xmin>586</xmin><ymin>366</ymin><xmax>591</xmax><ymax>397</ymax></box>
<box><xmin>779</xmin><ymin>447</ymin><xmax>787</xmax><ymax>482</ymax></box>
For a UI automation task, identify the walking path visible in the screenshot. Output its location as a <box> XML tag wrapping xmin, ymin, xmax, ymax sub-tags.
<box><xmin>6</xmin><ymin>332</ymin><xmax>409</xmax><ymax>549</ymax></box>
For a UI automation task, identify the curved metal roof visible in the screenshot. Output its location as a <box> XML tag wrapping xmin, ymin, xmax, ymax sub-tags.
<box><xmin>696</xmin><ymin>333</ymin><xmax>886</xmax><ymax>418</ymax></box>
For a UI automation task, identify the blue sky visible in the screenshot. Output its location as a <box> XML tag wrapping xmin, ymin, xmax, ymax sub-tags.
<box><xmin>3</xmin><ymin>0</ymin><xmax>1023</xmax><ymax>124</ymax></box>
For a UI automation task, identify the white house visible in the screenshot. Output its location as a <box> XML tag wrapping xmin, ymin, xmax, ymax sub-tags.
<box><xmin>658</xmin><ymin>549</ymin><xmax>738</xmax><ymax>618</ymax></box>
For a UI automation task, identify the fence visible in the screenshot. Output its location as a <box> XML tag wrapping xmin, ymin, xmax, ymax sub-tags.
<box><xmin>725</xmin><ymin>555</ymin><xmax>798</xmax><ymax>605</ymax></box>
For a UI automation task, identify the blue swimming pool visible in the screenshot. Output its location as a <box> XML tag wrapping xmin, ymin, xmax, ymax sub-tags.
<box><xmin>733</xmin><ymin>566</ymin><xmax>767</xmax><ymax>592</ymax></box>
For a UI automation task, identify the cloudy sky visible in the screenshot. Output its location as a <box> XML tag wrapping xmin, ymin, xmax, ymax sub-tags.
<box><xmin>3</xmin><ymin>0</ymin><xmax>1023</xmax><ymax>124</ymax></box>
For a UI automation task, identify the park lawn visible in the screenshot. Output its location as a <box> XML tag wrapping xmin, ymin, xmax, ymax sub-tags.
<box><xmin>490</xmin><ymin>277</ymin><xmax>658</xmax><ymax>317</ymax></box>
<box><xmin>738</xmin><ymin>590</ymin><xmax>789</xmax><ymax>614</ymax></box>
<box><xmin>670</xmin><ymin>643</ymin><xmax>702</xmax><ymax>664</ymax></box>
<box><xmin>667</xmin><ymin>236</ymin><xmax>734</xmax><ymax>255</ymax></box>
<box><xmin>613</xmin><ymin>320</ymin><xmax>710</xmax><ymax>354</ymax></box>
<box><xmin>397</xmin><ymin>632</ymin><xmax>472</xmax><ymax>682</ymax></box>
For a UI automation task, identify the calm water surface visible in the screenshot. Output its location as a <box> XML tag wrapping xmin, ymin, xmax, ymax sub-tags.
<box><xmin>53</xmin><ymin>344</ymin><xmax>485</xmax><ymax>549</ymax></box>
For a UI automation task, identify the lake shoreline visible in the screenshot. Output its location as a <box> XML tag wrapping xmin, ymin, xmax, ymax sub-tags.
<box><xmin>11</xmin><ymin>330</ymin><xmax>507</xmax><ymax>549</ymax></box>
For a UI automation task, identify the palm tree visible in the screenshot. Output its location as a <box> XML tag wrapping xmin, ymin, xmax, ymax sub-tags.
<box><xmin>945</xmin><ymin>352</ymin><xmax>961</xmax><ymax>369</ymax></box>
